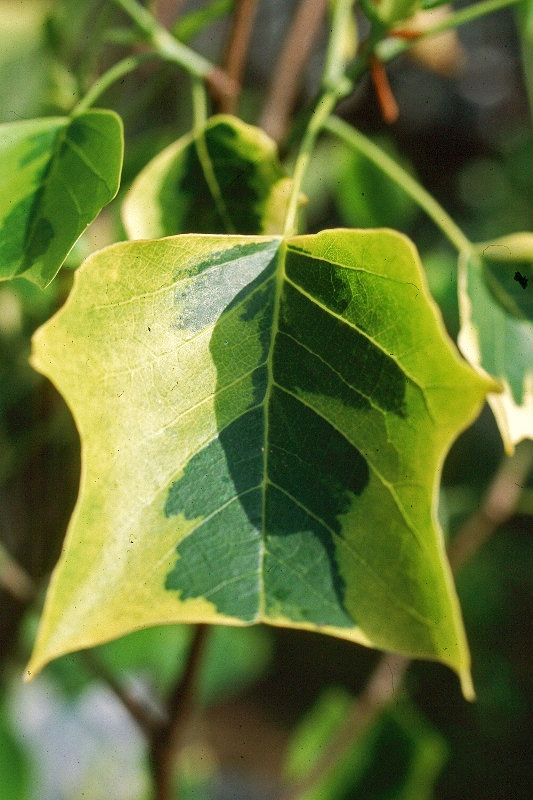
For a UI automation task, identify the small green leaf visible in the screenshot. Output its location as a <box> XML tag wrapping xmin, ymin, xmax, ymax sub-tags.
<box><xmin>0</xmin><ymin>110</ymin><xmax>123</xmax><ymax>287</ymax></box>
<box><xmin>458</xmin><ymin>249</ymin><xmax>533</xmax><ymax>452</ymax></box>
<box><xmin>28</xmin><ymin>229</ymin><xmax>493</xmax><ymax>694</ymax></box>
<box><xmin>122</xmin><ymin>115</ymin><xmax>292</xmax><ymax>238</ymax></box>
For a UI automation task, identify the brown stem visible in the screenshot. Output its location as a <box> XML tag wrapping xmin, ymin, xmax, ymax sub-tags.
<box><xmin>219</xmin><ymin>0</ymin><xmax>259</xmax><ymax>114</ymax></box>
<box><xmin>152</xmin><ymin>0</ymin><xmax>188</xmax><ymax>29</ymax></box>
<box><xmin>279</xmin><ymin>440</ymin><xmax>533</xmax><ymax>800</ymax></box>
<box><xmin>259</xmin><ymin>0</ymin><xmax>329</xmax><ymax>144</ymax></box>
<box><xmin>448</xmin><ymin>439</ymin><xmax>533</xmax><ymax>573</ymax></box>
<box><xmin>207</xmin><ymin>65</ymin><xmax>241</xmax><ymax>106</ymax></box>
<box><xmin>0</xmin><ymin>546</ymin><xmax>36</xmax><ymax>603</ymax></box>
<box><xmin>150</xmin><ymin>624</ymin><xmax>211</xmax><ymax>800</ymax></box>
<box><xmin>79</xmin><ymin>649</ymin><xmax>164</xmax><ymax>734</ymax></box>
<box><xmin>369</xmin><ymin>54</ymin><xmax>399</xmax><ymax>124</ymax></box>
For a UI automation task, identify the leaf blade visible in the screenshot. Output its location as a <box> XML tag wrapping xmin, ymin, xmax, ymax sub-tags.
<box><xmin>0</xmin><ymin>110</ymin><xmax>123</xmax><ymax>286</ymax></box>
<box><xmin>28</xmin><ymin>229</ymin><xmax>493</xmax><ymax>696</ymax></box>
<box><xmin>458</xmin><ymin>250</ymin><xmax>533</xmax><ymax>452</ymax></box>
<box><xmin>122</xmin><ymin>114</ymin><xmax>292</xmax><ymax>239</ymax></box>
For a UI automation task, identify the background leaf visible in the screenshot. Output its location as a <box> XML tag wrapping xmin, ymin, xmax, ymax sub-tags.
<box><xmin>458</xmin><ymin>250</ymin><xmax>533</xmax><ymax>452</ymax></box>
<box><xmin>28</xmin><ymin>229</ymin><xmax>493</xmax><ymax>693</ymax></box>
<box><xmin>284</xmin><ymin>689</ymin><xmax>448</xmax><ymax>800</ymax></box>
<box><xmin>122</xmin><ymin>114</ymin><xmax>292</xmax><ymax>239</ymax></box>
<box><xmin>333</xmin><ymin>137</ymin><xmax>419</xmax><ymax>232</ymax></box>
<box><xmin>478</xmin><ymin>234</ymin><xmax>533</xmax><ymax>322</ymax></box>
<box><xmin>0</xmin><ymin>110</ymin><xmax>123</xmax><ymax>287</ymax></box>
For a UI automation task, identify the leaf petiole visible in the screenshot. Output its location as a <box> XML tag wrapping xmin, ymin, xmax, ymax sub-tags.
<box><xmin>283</xmin><ymin>0</ymin><xmax>356</xmax><ymax>235</ymax></box>
<box><xmin>112</xmin><ymin>0</ymin><xmax>236</xmax><ymax>98</ymax></box>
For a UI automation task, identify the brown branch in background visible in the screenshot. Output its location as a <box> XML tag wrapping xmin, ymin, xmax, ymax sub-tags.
<box><xmin>219</xmin><ymin>0</ymin><xmax>259</xmax><ymax>114</ymax></box>
<box><xmin>152</xmin><ymin>0</ymin><xmax>188</xmax><ymax>29</ymax></box>
<box><xmin>79</xmin><ymin>649</ymin><xmax>164</xmax><ymax>735</ymax></box>
<box><xmin>150</xmin><ymin>624</ymin><xmax>211</xmax><ymax>800</ymax></box>
<box><xmin>76</xmin><ymin>626</ymin><xmax>211</xmax><ymax>800</ymax></box>
<box><xmin>279</xmin><ymin>440</ymin><xmax>533</xmax><ymax>800</ymax></box>
<box><xmin>207</xmin><ymin>65</ymin><xmax>240</xmax><ymax>105</ymax></box>
<box><xmin>369</xmin><ymin>54</ymin><xmax>399</xmax><ymax>124</ymax></box>
<box><xmin>259</xmin><ymin>0</ymin><xmax>328</xmax><ymax>144</ymax></box>
<box><xmin>0</xmin><ymin>545</ymin><xmax>36</xmax><ymax>603</ymax></box>
<box><xmin>448</xmin><ymin>439</ymin><xmax>533</xmax><ymax>573</ymax></box>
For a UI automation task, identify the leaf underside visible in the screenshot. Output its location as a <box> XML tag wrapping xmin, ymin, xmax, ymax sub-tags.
<box><xmin>0</xmin><ymin>110</ymin><xmax>123</xmax><ymax>287</ymax></box>
<box><xmin>28</xmin><ymin>228</ymin><xmax>493</xmax><ymax>695</ymax></box>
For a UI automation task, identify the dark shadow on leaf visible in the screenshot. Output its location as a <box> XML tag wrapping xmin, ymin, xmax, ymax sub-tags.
<box><xmin>165</xmin><ymin>241</ymin><xmax>408</xmax><ymax>626</ymax></box>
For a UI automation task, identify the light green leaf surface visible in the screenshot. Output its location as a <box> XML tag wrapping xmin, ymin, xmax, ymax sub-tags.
<box><xmin>458</xmin><ymin>248</ymin><xmax>533</xmax><ymax>452</ymax></box>
<box><xmin>0</xmin><ymin>110</ymin><xmax>123</xmax><ymax>286</ymax></box>
<box><xmin>122</xmin><ymin>114</ymin><xmax>292</xmax><ymax>239</ymax></box>
<box><xmin>28</xmin><ymin>229</ymin><xmax>493</xmax><ymax>693</ymax></box>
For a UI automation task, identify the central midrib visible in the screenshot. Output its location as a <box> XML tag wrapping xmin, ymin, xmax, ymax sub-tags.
<box><xmin>259</xmin><ymin>238</ymin><xmax>287</xmax><ymax>617</ymax></box>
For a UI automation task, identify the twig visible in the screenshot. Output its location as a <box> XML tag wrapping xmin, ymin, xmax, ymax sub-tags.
<box><xmin>79</xmin><ymin>649</ymin><xmax>164</xmax><ymax>734</ymax></box>
<box><xmin>76</xmin><ymin>625</ymin><xmax>212</xmax><ymax>800</ymax></box>
<box><xmin>259</xmin><ymin>0</ymin><xmax>329</xmax><ymax>144</ymax></box>
<box><xmin>448</xmin><ymin>439</ymin><xmax>533</xmax><ymax>573</ymax></box>
<box><xmin>0</xmin><ymin>544</ymin><xmax>36</xmax><ymax>603</ymax></box>
<box><xmin>153</xmin><ymin>0</ymin><xmax>188</xmax><ymax>29</ymax></box>
<box><xmin>149</xmin><ymin>624</ymin><xmax>211</xmax><ymax>800</ymax></box>
<box><xmin>369</xmin><ymin>53</ymin><xmax>399</xmax><ymax>124</ymax></box>
<box><xmin>112</xmin><ymin>0</ymin><xmax>237</xmax><ymax>103</ymax></box>
<box><xmin>219</xmin><ymin>0</ymin><xmax>259</xmax><ymax>114</ymax></box>
<box><xmin>279</xmin><ymin>441</ymin><xmax>533</xmax><ymax>800</ymax></box>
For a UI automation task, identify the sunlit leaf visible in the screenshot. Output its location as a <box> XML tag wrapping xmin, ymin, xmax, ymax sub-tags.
<box><xmin>28</xmin><ymin>228</ymin><xmax>494</xmax><ymax>694</ymax></box>
<box><xmin>458</xmin><ymin>248</ymin><xmax>533</xmax><ymax>452</ymax></box>
<box><xmin>122</xmin><ymin>114</ymin><xmax>292</xmax><ymax>239</ymax></box>
<box><xmin>0</xmin><ymin>110</ymin><xmax>123</xmax><ymax>287</ymax></box>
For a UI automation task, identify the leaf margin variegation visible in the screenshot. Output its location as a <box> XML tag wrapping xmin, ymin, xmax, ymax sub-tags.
<box><xmin>27</xmin><ymin>229</ymin><xmax>496</xmax><ymax>698</ymax></box>
<box><xmin>458</xmin><ymin>249</ymin><xmax>533</xmax><ymax>453</ymax></box>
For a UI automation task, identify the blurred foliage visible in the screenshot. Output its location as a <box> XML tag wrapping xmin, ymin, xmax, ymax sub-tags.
<box><xmin>0</xmin><ymin>1</ymin><xmax>532</xmax><ymax>799</ymax></box>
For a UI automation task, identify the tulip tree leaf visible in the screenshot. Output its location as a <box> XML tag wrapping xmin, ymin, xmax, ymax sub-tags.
<box><xmin>0</xmin><ymin>110</ymin><xmax>123</xmax><ymax>287</ymax></box>
<box><xmin>458</xmin><ymin>246</ymin><xmax>533</xmax><ymax>452</ymax></box>
<box><xmin>122</xmin><ymin>114</ymin><xmax>292</xmax><ymax>239</ymax></box>
<box><xmin>27</xmin><ymin>228</ymin><xmax>494</xmax><ymax>695</ymax></box>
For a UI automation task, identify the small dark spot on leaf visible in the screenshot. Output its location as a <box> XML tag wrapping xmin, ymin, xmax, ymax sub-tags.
<box><xmin>514</xmin><ymin>271</ymin><xmax>528</xmax><ymax>290</ymax></box>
